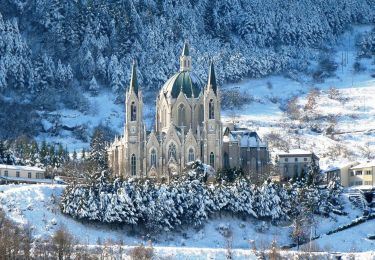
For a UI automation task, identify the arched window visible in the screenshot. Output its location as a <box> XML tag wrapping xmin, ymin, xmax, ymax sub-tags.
<box><xmin>178</xmin><ymin>104</ymin><xmax>186</xmax><ymax>127</ymax></box>
<box><xmin>224</xmin><ymin>152</ymin><xmax>229</xmax><ymax>169</ymax></box>
<box><xmin>150</xmin><ymin>149</ymin><xmax>157</xmax><ymax>167</ymax></box>
<box><xmin>209</xmin><ymin>152</ymin><xmax>215</xmax><ymax>167</ymax></box>
<box><xmin>131</xmin><ymin>154</ymin><xmax>136</xmax><ymax>176</ymax></box>
<box><xmin>168</xmin><ymin>143</ymin><xmax>177</xmax><ymax>160</ymax></box>
<box><xmin>130</xmin><ymin>102</ymin><xmax>137</xmax><ymax>121</ymax></box>
<box><xmin>188</xmin><ymin>148</ymin><xmax>195</xmax><ymax>162</ymax></box>
<box><xmin>294</xmin><ymin>165</ymin><xmax>298</xmax><ymax>176</ymax></box>
<box><xmin>198</xmin><ymin>104</ymin><xmax>204</xmax><ymax>125</ymax></box>
<box><xmin>209</xmin><ymin>99</ymin><xmax>215</xmax><ymax>119</ymax></box>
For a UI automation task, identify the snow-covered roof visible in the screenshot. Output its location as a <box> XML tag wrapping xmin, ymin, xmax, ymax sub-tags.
<box><xmin>0</xmin><ymin>164</ymin><xmax>44</xmax><ymax>172</ymax></box>
<box><xmin>223</xmin><ymin>128</ymin><xmax>267</xmax><ymax>148</ymax></box>
<box><xmin>324</xmin><ymin>162</ymin><xmax>359</xmax><ymax>172</ymax></box>
<box><xmin>277</xmin><ymin>149</ymin><xmax>313</xmax><ymax>156</ymax></box>
<box><xmin>351</xmin><ymin>161</ymin><xmax>375</xmax><ymax>169</ymax></box>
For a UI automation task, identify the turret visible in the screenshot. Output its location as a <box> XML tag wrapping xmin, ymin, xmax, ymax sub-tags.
<box><xmin>179</xmin><ymin>42</ymin><xmax>192</xmax><ymax>72</ymax></box>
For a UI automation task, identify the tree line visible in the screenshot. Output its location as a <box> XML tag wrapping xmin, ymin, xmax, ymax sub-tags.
<box><xmin>60</xmin><ymin>161</ymin><xmax>344</xmax><ymax>238</ymax></box>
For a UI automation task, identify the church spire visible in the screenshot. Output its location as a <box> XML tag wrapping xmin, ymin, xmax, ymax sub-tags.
<box><xmin>180</xmin><ymin>41</ymin><xmax>192</xmax><ymax>72</ymax></box>
<box><xmin>129</xmin><ymin>60</ymin><xmax>138</xmax><ymax>95</ymax></box>
<box><xmin>182</xmin><ymin>42</ymin><xmax>189</xmax><ymax>56</ymax></box>
<box><xmin>207</xmin><ymin>60</ymin><xmax>217</xmax><ymax>94</ymax></box>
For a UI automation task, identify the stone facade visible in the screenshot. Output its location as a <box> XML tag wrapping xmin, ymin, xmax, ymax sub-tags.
<box><xmin>222</xmin><ymin>125</ymin><xmax>269</xmax><ymax>175</ymax></box>
<box><xmin>108</xmin><ymin>43</ymin><xmax>269</xmax><ymax>179</ymax></box>
<box><xmin>277</xmin><ymin>149</ymin><xmax>319</xmax><ymax>180</ymax></box>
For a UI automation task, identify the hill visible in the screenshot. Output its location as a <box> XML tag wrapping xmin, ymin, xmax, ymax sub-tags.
<box><xmin>1</xmin><ymin>0</ymin><xmax>375</xmax><ymax>142</ymax></box>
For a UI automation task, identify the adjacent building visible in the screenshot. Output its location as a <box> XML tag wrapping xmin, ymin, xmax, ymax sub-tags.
<box><xmin>276</xmin><ymin>149</ymin><xmax>319</xmax><ymax>180</ymax></box>
<box><xmin>348</xmin><ymin>162</ymin><xmax>375</xmax><ymax>187</ymax></box>
<box><xmin>324</xmin><ymin>162</ymin><xmax>359</xmax><ymax>187</ymax></box>
<box><xmin>222</xmin><ymin>125</ymin><xmax>269</xmax><ymax>174</ymax></box>
<box><xmin>107</xmin><ymin>43</ymin><xmax>269</xmax><ymax>180</ymax></box>
<box><xmin>0</xmin><ymin>164</ymin><xmax>45</xmax><ymax>184</ymax></box>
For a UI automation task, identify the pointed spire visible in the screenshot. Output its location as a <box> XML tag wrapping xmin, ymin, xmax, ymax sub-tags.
<box><xmin>180</xmin><ymin>41</ymin><xmax>192</xmax><ymax>72</ymax></box>
<box><xmin>207</xmin><ymin>60</ymin><xmax>217</xmax><ymax>94</ymax></box>
<box><xmin>129</xmin><ymin>59</ymin><xmax>138</xmax><ymax>95</ymax></box>
<box><xmin>182</xmin><ymin>41</ymin><xmax>189</xmax><ymax>56</ymax></box>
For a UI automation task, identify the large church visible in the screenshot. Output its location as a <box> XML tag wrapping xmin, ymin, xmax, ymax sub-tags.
<box><xmin>108</xmin><ymin>43</ymin><xmax>269</xmax><ymax>179</ymax></box>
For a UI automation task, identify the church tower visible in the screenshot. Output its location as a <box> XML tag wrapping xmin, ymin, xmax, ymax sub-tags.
<box><xmin>203</xmin><ymin>61</ymin><xmax>223</xmax><ymax>169</ymax></box>
<box><xmin>124</xmin><ymin>61</ymin><xmax>145</xmax><ymax>177</ymax></box>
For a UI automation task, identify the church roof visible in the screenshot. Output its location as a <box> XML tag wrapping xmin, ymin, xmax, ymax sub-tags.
<box><xmin>162</xmin><ymin>71</ymin><xmax>202</xmax><ymax>98</ymax></box>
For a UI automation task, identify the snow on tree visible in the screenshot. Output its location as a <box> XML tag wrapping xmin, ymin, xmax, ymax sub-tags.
<box><xmin>89</xmin><ymin>76</ymin><xmax>99</xmax><ymax>96</ymax></box>
<box><xmin>89</xmin><ymin>127</ymin><xmax>108</xmax><ymax>173</ymax></box>
<box><xmin>80</xmin><ymin>50</ymin><xmax>95</xmax><ymax>80</ymax></box>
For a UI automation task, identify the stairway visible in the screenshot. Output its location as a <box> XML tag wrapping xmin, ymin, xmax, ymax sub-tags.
<box><xmin>348</xmin><ymin>190</ymin><xmax>368</xmax><ymax>211</ymax></box>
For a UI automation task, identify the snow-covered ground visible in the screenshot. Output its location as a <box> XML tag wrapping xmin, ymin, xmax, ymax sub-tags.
<box><xmin>0</xmin><ymin>183</ymin><xmax>373</xmax><ymax>256</ymax></box>
<box><xmin>222</xmin><ymin>25</ymin><xmax>375</xmax><ymax>169</ymax></box>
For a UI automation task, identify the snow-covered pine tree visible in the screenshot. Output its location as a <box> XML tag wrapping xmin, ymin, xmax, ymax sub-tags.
<box><xmin>89</xmin><ymin>127</ymin><xmax>108</xmax><ymax>173</ymax></box>
<box><xmin>89</xmin><ymin>76</ymin><xmax>99</xmax><ymax>96</ymax></box>
<box><xmin>306</xmin><ymin>157</ymin><xmax>321</xmax><ymax>186</ymax></box>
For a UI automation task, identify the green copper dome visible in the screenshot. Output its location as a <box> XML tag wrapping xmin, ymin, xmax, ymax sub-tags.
<box><xmin>162</xmin><ymin>71</ymin><xmax>202</xmax><ymax>98</ymax></box>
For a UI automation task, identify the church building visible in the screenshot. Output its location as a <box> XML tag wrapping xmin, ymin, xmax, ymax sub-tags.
<box><xmin>107</xmin><ymin>43</ymin><xmax>269</xmax><ymax>179</ymax></box>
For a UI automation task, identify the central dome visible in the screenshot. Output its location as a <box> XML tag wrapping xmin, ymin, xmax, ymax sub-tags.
<box><xmin>162</xmin><ymin>71</ymin><xmax>203</xmax><ymax>98</ymax></box>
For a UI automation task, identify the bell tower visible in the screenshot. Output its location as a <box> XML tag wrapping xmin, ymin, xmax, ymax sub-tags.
<box><xmin>124</xmin><ymin>61</ymin><xmax>145</xmax><ymax>177</ymax></box>
<box><xmin>203</xmin><ymin>60</ymin><xmax>222</xmax><ymax>169</ymax></box>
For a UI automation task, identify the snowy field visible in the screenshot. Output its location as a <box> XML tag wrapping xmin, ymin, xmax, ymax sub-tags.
<box><xmin>0</xmin><ymin>183</ymin><xmax>374</xmax><ymax>256</ymax></box>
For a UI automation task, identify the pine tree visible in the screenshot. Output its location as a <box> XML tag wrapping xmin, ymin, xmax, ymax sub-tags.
<box><xmin>306</xmin><ymin>157</ymin><xmax>321</xmax><ymax>186</ymax></box>
<box><xmin>89</xmin><ymin>76</ymin><xmax>99</xmax><ymax>96</ymax></box>
<box><xmin>89</xmin><ymin>127</ymin><xmax>108</xmax><ymax>172</ymax></box>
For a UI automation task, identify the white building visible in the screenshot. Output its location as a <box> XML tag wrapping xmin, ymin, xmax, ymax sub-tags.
<box><xmin>0</xmin><ymin>164</ymin><xmax>45</xmax><ymax>183</ymax></box>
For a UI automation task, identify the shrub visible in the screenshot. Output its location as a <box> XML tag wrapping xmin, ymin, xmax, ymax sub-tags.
<box><xmin>129</xmin><ymin>244</ymin><xmax>154</xmax><ymax>260</ymax></box>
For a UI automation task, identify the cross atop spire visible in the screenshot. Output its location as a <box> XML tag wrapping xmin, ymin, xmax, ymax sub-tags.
<box><xmin>207</xmin><ymin>60</ymin><xmax>217</xmax><ymax>94</ymax></box>
<box><xmin>129</xmin><ymin>59</ymin><xmax>138</xmax><ymax>95</ymax></box>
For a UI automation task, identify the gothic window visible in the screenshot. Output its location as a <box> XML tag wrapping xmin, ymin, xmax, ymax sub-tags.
<box><xmin>131</xmin><ymin>154</ymin><xmax>136</xmax><ymax>176</ymax></box>
<box><xmin>209</xmin><ymin>99</ymin><xmax>215</xmax><ymax>119</ymax></box>
<box><xmin>188</xmin><ymin>148</ymin><xmax>195</xmax><ymax>162</ymax></box>
<box><xmin>224</xmin><ymin>152</ymin><xmax>229</xmax><ymax>169</ymax></box>
<box><xmin>130</xmin><ymin>102</ymin><xmax>137</xmax><ymax>121</ymax></box>
<box><xmin>151</xmin><ymin>149</ymin><xmax>157</xmax><ymax>167</ymax></box>
<box><xmin>209</xmin><ymin>152</ymin><xmax>215</xmax><ymax>167</ymax></box>
<box><xmin>178</xmin><ymin>104</ymin><xmax>186</xmax><ymax>127</ymax></box>
<box><xmin>168</xmin><ymin>143</ymin><xmax>177</xmax><ymax>160</ymax></box>
<box><xmin>198</xmin><ymin>104</ymin><xmax>204</xmax><ymax>125</ymax></box>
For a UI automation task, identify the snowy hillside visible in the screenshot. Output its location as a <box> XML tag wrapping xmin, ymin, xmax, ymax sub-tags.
<box><xmin>221</xmin><ymin>25</ymin><xmax>375</xmax><ymax>169</ymax></box>
<box><xmin>0</xmin><ymin>184</ymin><xmax>374</xmax><ymax>255</ymax></box>
<box><xmin>1</xmin><ymin>0</ymin><xmax>375</xmax><ymax>140</ymax></box>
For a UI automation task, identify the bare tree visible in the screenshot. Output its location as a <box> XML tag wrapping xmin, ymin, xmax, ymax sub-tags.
<box><xmin>51</xmin><ymin>227</ymin><xmax>75</xmax><ymax>260</ymax></box>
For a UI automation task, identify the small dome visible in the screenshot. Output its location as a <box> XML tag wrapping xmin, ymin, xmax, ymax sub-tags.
<box><xmin>162</xmin><ymin>71</ymin><xmax>202</xmax><ymax>98</ymax></box>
